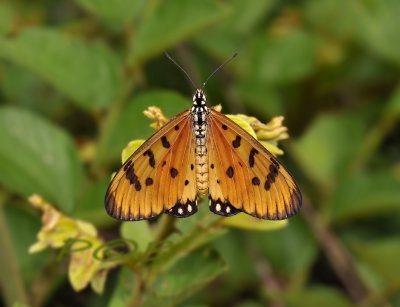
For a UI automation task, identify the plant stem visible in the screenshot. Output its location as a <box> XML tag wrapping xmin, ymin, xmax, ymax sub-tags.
<box><xmin>127</xmin><ymin>215</ymin><xmax>177</xmax><ymax>307</ymax></box>
<box><xmin>129</xmin><ymin>272</ymin><xmax>144</xmax><ymax>307</ymax></box>
<box><xmin>301</xmin><ymin>199</ymin><xmax>371</xmax><ymax>303</ymax></box>
<box><xmin>248</xmin><ymin>238</ymin><xmax>285</xmax><ymax>307</ymax></box>
<box><xmin>0</xmin><ymin>195</ymin><xmax>29</xmax><ymax>306</ymax></box>
<box><xmin>154</xmin><ymin>214</ymin><xmax>177</xmax><ymax>242</ymax></box>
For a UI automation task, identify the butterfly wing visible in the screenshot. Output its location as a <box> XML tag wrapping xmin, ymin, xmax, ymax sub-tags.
<box><xmin>207</xmin><ymin>109</ymin><xmax>301</xmax><ymax>220</ymax></box>
<box><xmin>105</xmin><ymin>110</ymin><xmax>198</xmax><ymax>221</ymax></box>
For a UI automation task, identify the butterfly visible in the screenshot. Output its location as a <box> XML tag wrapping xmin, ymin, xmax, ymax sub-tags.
<box><xmin>105</xmin><ymin>54</ymin><xmax>301</xmax><ymax>221</ymax></box>
<box><xmin>105</xmin><ymin>88</ymin><xmax>301</xmax><ymax>221</ymax></box>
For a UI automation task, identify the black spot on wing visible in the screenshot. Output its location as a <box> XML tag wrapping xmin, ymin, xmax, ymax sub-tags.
<box><xmin>252</xmin><ymin>177</ymin><xmax>260</xmax><ymax>185</ymax></box>
<box><xmin>123</xmin><ymin>159</ymin><xmax>132</xmax><ymax>171</ymax></box>
<box><xmin>161</xmin><ymin>136</ymin><xmax>170</xmax><ymax>148</ymax></box>
<box><xmin>145</xmin><ymin>177</ymin><xmax>153</xmax><ymax>186</ymax></box>
<box><xmin>249</xmin><ymin>148</ymin><xmax>259</xmax><ymax>167</ymax></box>
<box><xmin>184</xmin><ymin>180</ymin><xmax>189</xmax><ymax>186</ymax></box>
<box><xmin>165</xmin><ymin>199</ymin><xmax>198</xmax><ymax>218</ymax></box>
<box><xmin>190</xmin><ymin>164</ymin><xmax>194</xmax><ymax>170</ymax></box>
<box><xmin>226</xmin><ymin>166</ymin><xmax>234</xmax><ymax>178</ymax></box>
<box><xmin>263</xmin><ymin>163</ymin><xmax>280</xmax><ymax>191</ymax></box>
<box><xmin>222</xmin><ymin>124</ymin><xmax>228</xmax><ymax>130</ymax></box>
<box><xmin>174</xmin><ymin>125</ymin><xmax>179</xmax><ymax>130</ymax></box>
<box><xmin>143</xmin><ymin>150</ymin><xmax>155</xmax><ymax>168</ymax></box>
<box><xmin>125</xmin><ymin>163</ymin><xmax>138</xmax><ymax>184</ymax></box>
<box><xmin>209</xmin><ymin>197</ymin><xmax>241</xmax><ymax>217</ymax></box>
<box><xmin>269</xmin><ymin>163</ymin><xmax>280</xmax><ymax>174</ymax></box>
<box><xmin>170</xmin><ymin>167</ymin><xmax>178</xmax><ymax>178</ymax></box>
<box><xmin>232</xmin><ymin>135</ymin><xmax>241</xmax><ymax>148</ymax></box>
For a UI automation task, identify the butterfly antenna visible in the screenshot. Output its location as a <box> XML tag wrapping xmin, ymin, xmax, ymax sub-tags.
<box><xmin>202</xmin><ymin>52</ymin><xmax>238</xmax><ymax>89</ymax></box>
<box><xmin>164</xmin><ymin>52</ymin><xmax>196</xmax><ymax>90</ymax></box>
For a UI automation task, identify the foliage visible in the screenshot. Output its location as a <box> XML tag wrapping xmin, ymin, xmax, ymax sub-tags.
<box><xmin>0</xmin><ymin>0</ymin><xmax>399</xmax><ymax>306</ymax></box>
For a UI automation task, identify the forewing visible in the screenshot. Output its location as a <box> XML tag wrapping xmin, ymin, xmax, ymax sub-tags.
<box><xmin>207</xmin><ymin>109</ymin><xmax>301</xmax><ymax>220</ymax></box>
<box><xmin>105</xmin><ymin>110</ymin><xmax>198</xmax><ymax>220</ymax></box>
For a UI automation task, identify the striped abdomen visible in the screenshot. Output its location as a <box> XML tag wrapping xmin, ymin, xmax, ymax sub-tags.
<box><xmin>193</xmin><ymin>109</ymin><xmax>209</xmax><ymax>196</ymax></box>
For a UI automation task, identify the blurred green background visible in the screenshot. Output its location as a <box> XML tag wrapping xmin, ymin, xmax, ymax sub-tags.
<box><xmin>0</xmin><ymin>0</ymin><xmax>399</xmax><ymax>306</ymax></box>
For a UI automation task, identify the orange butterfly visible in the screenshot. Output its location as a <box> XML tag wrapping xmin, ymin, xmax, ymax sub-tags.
<box><xmin>105</xmin><ymin>55</ymin><xmax>301</xmax><ymax>221</ymax></box>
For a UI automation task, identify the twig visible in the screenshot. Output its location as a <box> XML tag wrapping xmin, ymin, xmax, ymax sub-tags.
<box><xmin>301</xmin><ymin>199</ymin><xmax>370</xmax><ymax>303</ymax></box>
<box><xmin>249</xmin><ymin>238</ymin><xmax>285</xmax><ymax>307</ymax></box>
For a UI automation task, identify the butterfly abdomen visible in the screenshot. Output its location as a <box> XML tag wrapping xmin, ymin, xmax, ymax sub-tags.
<box><xmin>192</xmin><ymin>89</ymin><xmax>209</xmax><ymax>196</ymax></box>
<box><xmin>195</xmin><ymin>133</ymin><xmax>208</xmax><ymax>196</ymax></box>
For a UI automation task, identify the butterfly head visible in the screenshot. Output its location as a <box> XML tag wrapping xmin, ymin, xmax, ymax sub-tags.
<box><xmin>193</xmin><ymin>89</ymin><xmax>207</xmax><ymax>107</ymax></box>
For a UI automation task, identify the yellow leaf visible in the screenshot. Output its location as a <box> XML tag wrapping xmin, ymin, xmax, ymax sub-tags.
<box><xmin>121</xmin><ymin>140</ymin><xmax>145</xmax><ymax>164</ymax></box>
<box><xmin>223</xmin><ymin>213</ymin><xmax>288</xmax><ymax>231</ymax></box>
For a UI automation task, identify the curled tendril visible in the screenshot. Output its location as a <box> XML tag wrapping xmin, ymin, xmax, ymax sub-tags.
<box><xmin>93</xmin><ymin>239</ymin><xmax>138</xmax><ymax>263</ymax></box>
<box><xmin>57</xmin><ymin>238</ymin><xmax>93</xmax><ymax>262</ymax></box>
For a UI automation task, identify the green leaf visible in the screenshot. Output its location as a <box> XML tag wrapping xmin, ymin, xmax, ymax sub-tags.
<box><xmin>0</xmin><ymin>3</ymin><xmax>13</xmax><ymax>35</ymax></box>
<box><xmin>76</xmin><ymin>0</ymin><xmax>144</xmax><ymax>25</ymax></box>
<box><xmin>282</xmin><ymin>286</ymin><xmax>351</xmax><ymax>307</ymax></box>
<box><xmin>212</xmin><ymin>231</ymin><xmax>263</xmax><ymax>289</ymax></box>
<box><xmin>75</xmin><ymin>177</ymin><xmax>111</xmax><ymax>225</ymax></box>
<box><xmin>151</xmin><ymin>209</ymin><xmax>225</xmax><ymax>274</ymax></box>
<box><xmin>248</xmin><ymin>30</ymin><xmax>316</xmax><ymax>84</ymax></box>
<box><xmin>108</xmin><ymin>267</ymin><xmax>136</xmax><ymax>307</ymax></box>
<box><xmin>120</xmin><ymin>221</ymin><xmax>154</xmax><ymax>253</ymax></box>
<box><xmin>349</xmin><ymin>0</ymin><xmax>400</xmax><ymax>66</ymax></box>
<box><xmin>194</xmin><ymin>0</ymin><xmax>276</xmax><ymax>58</ymax></box>
<box><xmin>1</xmin><ymin>64</ymin><xmax>67</xmax><ymax>117</ymax></box>
<box><xmin>226</xmin><ymin>0</ymin><xmax>276</xmax><ymax>34</ymax></box>
<box><xmin>104</xmin><ymin>90</ymin><xmax>190</xmax><ymax>163</ymax></box>
<box><xmin>254</xmin><ymin>217</ymin><xmax>317</xmax><ymax>278</ymax></box>
<box><xmin>4</xmin><ymin>204</ymin><xmax>48</xmax><ymax>285</ymax></box>
<box><xmin>235</xmin><ymin>81</ymin><xmax>284</xmax><ymax>116</ymax></box>
<box><xmin>144</xmin><ymin>248</ymin><xmax>227</xmax><ymax>306</ymax></box>
<box><xmin>0</xmin><ymin>107</ymin><xmax>84</xmax><ymax>212</ymax></box>
<box><xmin>304</xmin><ymin>0</ymin><xmax>359</xmax><ymax>39</ymax></box>
<box><xmin>0</xmin><ymin>28</ymin><xmax>123</xmax><ymax>110</ymax></box>
<box><xmin>350</xmin><ymin>238</ymin><xmax>400</xmax><ymax>290</ymax></box>
<box><xmin>291</xmin><ymin>108</ymin><xmax>370</xmax><ymax>187</ymax></box>
<box><xmin>129</xmin><ymin>0</ymin><xmax>228</xmax><ymax>65</ymax></box>
<box><xmin>305</xmin><ymin>0</ymin><xmax>400</xmax><ymax>66</ymax></box>
<box><xmin>329</xmin><ymin>169</ymin><xmax>400</xmax><ymax>223</ymax></box>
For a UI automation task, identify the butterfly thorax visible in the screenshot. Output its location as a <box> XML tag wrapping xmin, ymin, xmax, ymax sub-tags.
<box><xmin>191</xmin><ymin>89</ymin><xmax>209</xmax><ymax>196</ymax></box>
